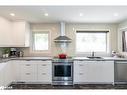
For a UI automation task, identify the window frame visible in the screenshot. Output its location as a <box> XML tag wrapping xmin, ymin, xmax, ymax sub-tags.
<box><xmin>31</xmin><ymin>30</ymin><xmax>51</xmax><ymax>54</ymax></box>
<box><xmin>75</xmin><ymin>29</ymin><xmax>110</xmax><ymax>54</ymax></box>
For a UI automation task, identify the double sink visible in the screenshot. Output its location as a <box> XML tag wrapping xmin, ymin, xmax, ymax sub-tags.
<box><xmin>87</xmin><ymin>56</ymin><xmax>103</xmax><ymax>59</ymax></box>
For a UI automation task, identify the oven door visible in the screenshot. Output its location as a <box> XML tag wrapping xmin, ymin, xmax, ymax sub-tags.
<box><xmin>53</xmin><ymin>63</ymin><xmax>72</xmax><ymax>81</ymax></box>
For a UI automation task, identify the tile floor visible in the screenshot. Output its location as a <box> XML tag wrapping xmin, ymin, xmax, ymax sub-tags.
<box><xmin>7</xmin><ymin>83</ymin><xmax>127</xmax><ymax>89</ymax></box>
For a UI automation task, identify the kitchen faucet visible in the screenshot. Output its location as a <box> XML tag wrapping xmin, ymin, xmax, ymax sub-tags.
<box><xmin>92</xmin><ymin>51</ymin><xmax>95</xmax><ymax>57</ymax></box>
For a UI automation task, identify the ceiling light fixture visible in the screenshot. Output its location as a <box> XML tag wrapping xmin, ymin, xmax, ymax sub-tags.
<box><xmin>79</xmin><ymin>13</ymin><xmax>83</xmax><ymax>16</ymax></box>
<box><xmin>44</xmin><ymin>13</ymin><xmax>48</xmax><ymax>16</ymax></box>
<box><xmin>114</xmin><ymin>13</ymin><xmax>119</xmax><ymax>17</ymax></box>
<box><xmin>10</xmin><ymin>13</ymin><xmax>15</xmax><ymax>16</ymax></box>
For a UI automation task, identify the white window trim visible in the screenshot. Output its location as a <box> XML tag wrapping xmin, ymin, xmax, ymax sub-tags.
<box><xmin>30</xmin><ymin>29</ymin><xmax>51</xmax><ymax>54</ymax></box>
<box><xmin>74</xmin><ymin>29</ymin><xmax>111</xmax><ymax>56</ymax></box>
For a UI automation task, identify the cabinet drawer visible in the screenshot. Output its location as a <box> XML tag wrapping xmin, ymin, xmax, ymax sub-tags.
<box><xmin>38</xmin><ymin>64</ymin><xmax>52</xmax><ymax>72</ymax></box>
<box><xmin>20</xmin><ymin>64</ymin><xmax>36</xmax><ymax>72</ymax></box>
<box><xmin>37</xmin><ymin>63</ymin><xmax>52</xmax><ymax>82</ymax></box>
<box><xmin>20</xmin><ymin>72</ymin><xmax>36</xmax><ymax>81</ymax></box>
<box><xmin>74</xmin><ymin>72</ymin><xmax>85</xmax><ymax>77</ymax></box>
<box><xmin>74</xmin><ymin>64</ymin><xmax>85</xmax><ymax>72</ymax></box>
<box><xmin>74</xmin><ymin>72</ymin><xmax>86</xmax><ymax>82</ymax></box>
<box><xmin>38</xmin><ymin>72</ymin><xmax>52</xmax><ymax>82</ymax></box>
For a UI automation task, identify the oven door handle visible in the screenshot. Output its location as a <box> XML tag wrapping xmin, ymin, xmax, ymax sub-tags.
<box><xmin>53</xmin><ymin>63</ymin><xmax>72</xmax><ymax>66</ymax></box>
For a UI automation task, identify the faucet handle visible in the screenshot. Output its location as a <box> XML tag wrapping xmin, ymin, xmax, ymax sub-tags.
<box><xmin>92</xmin><ymin>51</ymin><xmax>95</xmax><ymax>57</ymax></box>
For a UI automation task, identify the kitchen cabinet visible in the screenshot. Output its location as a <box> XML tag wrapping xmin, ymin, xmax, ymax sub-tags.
<box><xmin>74</xmin><ymin>60</ymin><xmax>114</xmax><ymax>84</ymax></box>
<box><xmin>14</xmin><ymin>60</ymin><xmax>52</xmax><ymax>83</ymax></box>
<box><xmin>0</xmin><ymin>62</ymin><xmax>6</xmax><ymax>86</ymax></box>
<box><xmin>3</xmin><ymin>61</ymin><xmax>14</xmax><ymax>86</ymax></box>
<box><xmin>0</xmin><ymin>61</ymin><xmax>14</xmax><ymax>87</ymax></box>
<box><xmin>0</xmin><ymin>17</ymin><xmax>12</xmax><ymax>47</ymax></box>
<box><xmin>20</xmin><ymin>61</ymin><xmax>37</xmax><ymax>82</ymax></box>
<box><xmin>11</xmin><ymin>21</ymin><xmax>30</xmax><ymax>47</ymax></box>
<box><xmin>37</xmin><ymin>61</ymin><xmax>52</xmax><ymax>83</ymax></box>
<box><xmin>0</xmin><ymin>16</ymin><xmax>30</xmax><ymax>47</ymax></box>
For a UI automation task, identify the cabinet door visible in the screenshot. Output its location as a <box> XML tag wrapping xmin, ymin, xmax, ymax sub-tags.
<box><xmin>0</xmin><ymin>61</ymin><xmax>13</xmax><ymax>87</ymax></box>
<box><xmin>12</xmin><ymin>61</ymin><xmax>20</xmax><ymax>81</ymax></box>
<box><xmin>0</xmin><ymin>17</ymin><xmax>12</xmax><ymax>47</ymax></box>
<box><xmin>74</xmin><ymin>61</ymin><xmax>87</xmax><ymax>83</ymax></box>
<box><xmin>19</xmin><ymin>61</ymin><xmax>37</xmax><ymax>82</ymax></box>
<box><xmin>12</xmin><ymin>21</ymin><xmax>30</xmax><ymax>47</ymax></box>
<box><xmin>0</xmin><ymin>62</ymin><xmax>6</xmax><ymax>86</ymax></box>
<box><xmin>95</xmin><ymin>61</ymin><xmax>114</xmax><ymax>83</ymax></box>
<box><xmin>3</xmin><ymin>62</ymin><xmax>12</xmax><ymax>86</ymax></box>
<box><xmin>84</xmin><ymin>61</ymin><xmax>114</xmax><ymax>83</ymax></box>
<box><xmin>37</xmin><ymin>61</ymin><xmax>52</xmax><ymax>83</ymax></box>
<box><xmin>74</xmin><ymin>61</ymin><xmax>114</xmax><ymax>84</ymax></box>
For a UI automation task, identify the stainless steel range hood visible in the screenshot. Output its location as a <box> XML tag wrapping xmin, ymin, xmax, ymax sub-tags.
<box><xmin>54</xmin><ymin>22</ymin><xmax>72</xmax><ymax>43</ymax></box>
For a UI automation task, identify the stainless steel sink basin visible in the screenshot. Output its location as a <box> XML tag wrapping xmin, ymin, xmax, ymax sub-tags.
<box><xmin>87</xmin><ymin>56</ymin><xmax>103</xmax><ymax>59</ymax></box>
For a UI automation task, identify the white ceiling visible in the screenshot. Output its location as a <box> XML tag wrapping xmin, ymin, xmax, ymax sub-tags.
<box><xmin>0</xmin><ymin>6</ymin><xmax>127</xmax><ymax>23</ymax></box>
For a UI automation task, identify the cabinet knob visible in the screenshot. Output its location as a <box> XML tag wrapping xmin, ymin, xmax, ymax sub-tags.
<box><xmin>79</xmin><ymin>73</ymin><xmax>83</xmax><ymax>75</ymax></box>
<box><xmin>25</xmin><ymin>59</ymin><xmax>31</xmax><ymax>61</ymax></box>
<box><xmin>26</xmin><ymin>64</ymin><xmax>31</xmax><ymax>66</ymax></box>
<box><xmin>42</xmin><ymin>64</ymin><xmax>47</xmax><ymax>66</ymax></box>
<box><xmin>41</xmin><ymin>60</ymin><xmax>48</xmax><ymax>61</ymax></box>
<box><xmin>79</xmin><ymin>64</ymin><xmax>84</xmax><ymax>66</ymax></box>
<box><xmin>26</xmin><ymin>73</ymin><xmax>30</xmax><ymax>75</ymax></box>
<box><xmin>42</xmin><ymin>73</ymin><xmax>46</xmax><ymax>75</ymax></box>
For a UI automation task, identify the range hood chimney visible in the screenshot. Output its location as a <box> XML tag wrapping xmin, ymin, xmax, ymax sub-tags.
<box><xmin>54</xmin><ymin>22</ymin><xmax>72</xmax><ymax>43</ymax></box>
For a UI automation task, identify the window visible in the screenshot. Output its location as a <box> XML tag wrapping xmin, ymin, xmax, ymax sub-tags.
<box><xmin>76</xmin><ymin>31</ymin><xmax>108</xmax><ymax>53</ymax></box>
<box><xmin>32</xmin><ymin>31</ymin><xmax>50</xmax><ymax>51</ymax></box>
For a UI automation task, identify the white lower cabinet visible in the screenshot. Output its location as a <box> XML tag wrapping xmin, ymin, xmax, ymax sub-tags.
<box><xmin>3</xmin><ymin>61</ymin><xmax>14</xmax><ymax>86</ymax></box>
<box><xmin>0</xmin><ymin>61</ymin><xmax>14</xmax><ymax>87</ymax></box>
<box><xmin>0</xmin><ymin>62</ymin><xmax>6</xmax><ymax>86</ymax></box>
<box><xmin>74</xmin><ymin>60</ymin><xmax>114</xmax><ymax>84</ymax></box>
<box><xmin>37</xmin><ymin>62</ymin><xmax>52</xmax><ymax>83</ymax></box>
<box><xmin>20</xmin><ymin>62</ymin><xmax>37</xmax><ymax>82</ymax></box>
<box><xmin>13</xmin><ymin>60</ymin><xmax>52</xmax><ymax>84</ymax></box>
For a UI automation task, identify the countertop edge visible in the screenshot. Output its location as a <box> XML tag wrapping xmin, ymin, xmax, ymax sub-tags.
<box><xmin>1</xmin><ymin>57</ymin><xmax>127</xmax><ymax>63</ymax></box>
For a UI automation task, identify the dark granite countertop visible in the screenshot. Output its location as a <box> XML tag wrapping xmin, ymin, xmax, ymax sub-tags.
<box><xmin>0</xmin><ymin>57</ymin><xmax>52</xmax><ymax>63</ymax></box>
<box><xmin>1</xmin><ymin>56</ymin><xmax>127</xmax><ymax>63</ymax></box>
<box><xmin>73</xmin><ymin>57</ymin><xmax>127</xmax><ymax>61</ymax></box>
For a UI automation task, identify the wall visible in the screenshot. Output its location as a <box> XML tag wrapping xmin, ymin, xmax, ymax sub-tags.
<box><xmin>21</xmin><ymin>23</ymin><xmax>60</xmax><ymax>57</ymax></box>
<box><xmin>21</xmin><ymin>23</ymin><xmax>118</xmax><ymax>57</ymax></box>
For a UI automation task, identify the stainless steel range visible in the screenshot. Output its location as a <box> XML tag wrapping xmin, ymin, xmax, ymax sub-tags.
<box><xmin>52</xmin><ymin>57</ymin><xmax>73</xmax><ymax>85</ymax></box>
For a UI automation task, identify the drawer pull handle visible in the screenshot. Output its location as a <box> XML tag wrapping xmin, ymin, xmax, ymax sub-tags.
<box><xmin>26</xmin><ymin>64</ymin><xmax>31</xmax><ymax>66</ymax></box>
<box><xmin>41</xmin><ymin>60</ymin><xmax>47</xmax><ymax>61</ymax></box>
<box><xmin>42</xmin><ymin>73</ymin><xmax>46</xmax><ymax>75</ymax></box>
<box><xmin>79</xmin><ymin>64</ymin><xmax>84</xmax><ymax>66</ymax></box>
<box><xmin>42</xmin><ymin>64</ymin><xmax>47</xmax><ymax>66</ymax></box>
<box><xmin>79</xmin><ymin>73</ymin><xmax>83</xmax><ymax>75</ymax></box>
<box><xmin>26</xmin><ymin>73</ymin><xmax>30</xmax><ymax>75</ymax></box>
<box><xmin>25</xmin><ymin>60</ymin><xmax>31</xmax><ymax>61</ymax></box>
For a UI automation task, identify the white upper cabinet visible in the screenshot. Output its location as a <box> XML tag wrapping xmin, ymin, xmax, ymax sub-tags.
<box><xmin>0</xmin><ymin>17</ymin><xmax>12</xmax><ymax>47</ymax></box>
<box><xmin>0</xmin><ymin>16</ymin><xmax>30</xmax><ymax>47</ymax></box>
<box><xmin>11</xmin><ymin>21</ymin><xmax>30</xmax><ymax>47</ymax></box>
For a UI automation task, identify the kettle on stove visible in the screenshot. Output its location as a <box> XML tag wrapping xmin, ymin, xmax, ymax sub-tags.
<box><xmin>58</xmin><ymin>53</ymin><xmax>67</xmax><ymax>59</ymax></box>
